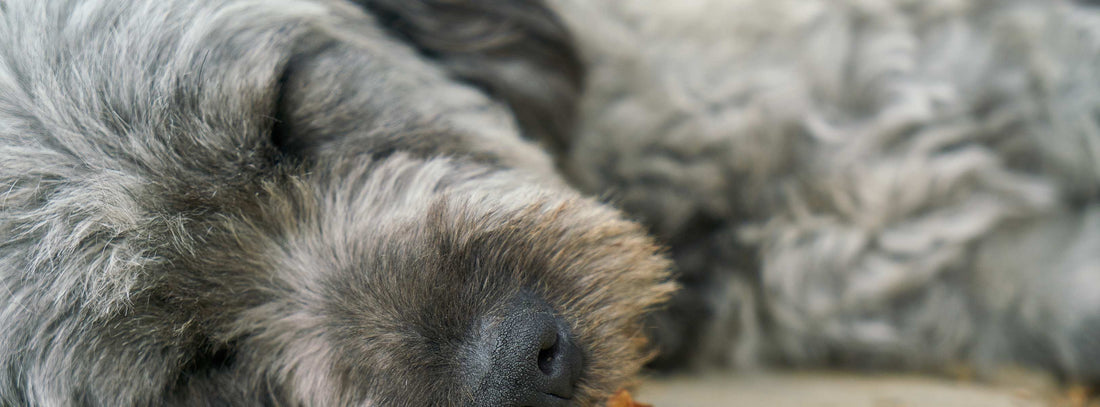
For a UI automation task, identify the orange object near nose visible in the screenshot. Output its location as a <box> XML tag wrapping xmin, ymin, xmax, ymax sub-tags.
<box><xmin>607</xmin><ymin>389</ymin><xmax>653</xmax><ymax>407</ymax></box>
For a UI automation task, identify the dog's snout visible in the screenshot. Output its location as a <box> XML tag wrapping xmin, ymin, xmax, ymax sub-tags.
<box><xmin>464</xmin><ymin>292</ymin><xmax>582</xmax><ymax>407</ymax></box>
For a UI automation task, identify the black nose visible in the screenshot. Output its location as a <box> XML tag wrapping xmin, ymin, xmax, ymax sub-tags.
<box><xmin>465</xmin><ymin>292</ymin><xmax>583</xmax><ymax>407</ymax></box>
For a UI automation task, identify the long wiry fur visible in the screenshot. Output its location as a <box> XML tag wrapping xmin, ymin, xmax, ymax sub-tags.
<box><xmin>552</xmin><ymin>0</ymin><xmax>1100</xmax><ymax>381</ymax></box>
<box><xmin>0</xmin><ymin>0</ymin><xmax>672</xmax><ymax>405</ymax></box>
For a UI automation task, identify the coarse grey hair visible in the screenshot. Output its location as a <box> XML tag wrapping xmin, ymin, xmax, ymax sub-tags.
<box><xmin>0</xmin><ymin>0</ymin><xmax>672</xmax><ymax>405</ymax></box>
<box><xmin>8</xmin><ymin>0</ymin><xmax>1100</xmax><ymax>404</ymax></box>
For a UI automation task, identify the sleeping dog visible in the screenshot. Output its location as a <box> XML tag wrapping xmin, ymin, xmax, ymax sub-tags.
<box><xmin>0</xmin><ymin>0</ymin><xmax>672</xmax><ymax>405</ymax></box>
<box><xmin>5</xmin><ymin>0</ymin><xmax>1100</xmax><ymax>406</ymax></box>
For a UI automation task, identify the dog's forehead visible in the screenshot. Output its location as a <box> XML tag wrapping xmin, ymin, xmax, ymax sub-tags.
<box><xmin>278</xmin><ymin>21</ymin><xmax>563</xmax><ymax>180</ymax></box>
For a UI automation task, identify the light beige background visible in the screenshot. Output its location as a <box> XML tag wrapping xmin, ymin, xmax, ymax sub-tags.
<box><xmin>636</xmin><ymin>371</ymin><xmax>1088</xmax><ymax>407</ymax></box>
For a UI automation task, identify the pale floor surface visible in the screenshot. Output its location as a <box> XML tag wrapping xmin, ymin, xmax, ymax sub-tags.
<box><xmin>635</xmin><ymin>370</ymin><xmax>1093</xmax><ymax>407</ymax></box>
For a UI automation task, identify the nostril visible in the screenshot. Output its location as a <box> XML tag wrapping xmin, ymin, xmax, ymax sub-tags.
<box><xmin>535</xmin><ymin>327</ymin><xmax>582</xmax><ymax>401</ymax></box>
<box><xmin>465</xmin><ymin>291</ymin><xmax>583</xmax><ymax>406</ymax></box>
<box><xmin>537</xmin><ymin>334</ymin><xmax>559</xmax><ymax>375</ymax></box>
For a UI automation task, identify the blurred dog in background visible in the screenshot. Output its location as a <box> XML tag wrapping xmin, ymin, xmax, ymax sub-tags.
<box><xmin>555</xmin><ymin>0</ymin><xmax>1100</xmax><ymax>383</ymax></box>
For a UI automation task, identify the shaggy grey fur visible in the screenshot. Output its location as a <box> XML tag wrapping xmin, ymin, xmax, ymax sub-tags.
<box><xmin>10</xmin><ymin>0</ymin><xmax>1100</xmax><ymax>403</ymax></box>
<box><xmin>552</xmin><ymin>0</ymin><xmax>1100</xmax><ymax>381</ymax></box>
<box><xmin>0</xmin><ymin>0</ymin><xmax>672</xmax><ymax>405</ymax></box>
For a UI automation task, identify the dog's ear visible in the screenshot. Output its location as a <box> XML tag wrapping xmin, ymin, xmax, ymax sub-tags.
<box><xmin>352</xmin><ymin>0</ymin><xmax>584</xmax><ymax>154</ymax></box>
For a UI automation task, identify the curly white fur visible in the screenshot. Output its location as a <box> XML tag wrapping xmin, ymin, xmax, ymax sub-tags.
<box><xmin>552</xmin><ymin>0</ymin><xmax>1100</xmax><ymax>379</ymax></box>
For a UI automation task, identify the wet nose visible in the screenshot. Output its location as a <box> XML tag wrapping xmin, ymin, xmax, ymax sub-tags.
<box><xmin>466</xmin><ymin>292</ymin><xmax>583</xmax><ymax>407</ymax></box>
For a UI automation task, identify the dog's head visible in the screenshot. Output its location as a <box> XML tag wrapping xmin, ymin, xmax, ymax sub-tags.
<box><xmin>82</xmin><ymin>0</ymin><xmax>671</xmax><ymax>406</ymax></box>
<box><xmin>0</xmin><ymin>0</ymin><xmax>671</xmax><ymax>405</ymax></box>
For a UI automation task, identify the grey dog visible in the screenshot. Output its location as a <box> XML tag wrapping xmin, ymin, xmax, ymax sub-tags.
<box><xmin>0</xmin><ymin>0</ymin><xmax>672</xmax><ymax>405</ymax></box>
<box><xmin>555</xmin><ymin>0</ymin><xmax>1100</xmax><ymax>383</ymax></box>
<box><xmin>7</xmin><ymin>0</ymin><xmax>1100</xmax><ymax>405</ymax></box>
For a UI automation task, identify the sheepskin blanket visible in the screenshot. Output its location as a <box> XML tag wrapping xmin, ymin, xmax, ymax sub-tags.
<box><xmin>551</xmin><ymin>0</ymin><xmax>1100</xmax><ymax>380</ymax></box>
